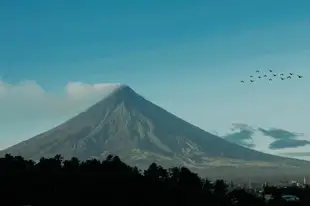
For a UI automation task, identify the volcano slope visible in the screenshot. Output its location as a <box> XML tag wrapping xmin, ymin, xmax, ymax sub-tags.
<box><xmin>1</xmin><ymin>85</ymin><xmax>309</xmax><ymax>176</ymax></box>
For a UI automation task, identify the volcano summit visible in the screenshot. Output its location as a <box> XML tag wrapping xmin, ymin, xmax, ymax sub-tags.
<box><xmin>1</xmin><ymin>85</ymin><xmax>309</xmax><ymax>174</ymax></box>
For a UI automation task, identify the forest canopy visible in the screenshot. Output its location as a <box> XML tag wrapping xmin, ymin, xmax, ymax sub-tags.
<box><xmin>0</xmin><ymin>154</ymin><xmax>307</xmax><ymax>206</ymax></box>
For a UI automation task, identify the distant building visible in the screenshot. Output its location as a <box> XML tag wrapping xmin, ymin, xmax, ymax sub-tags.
<box><xmin>291</xmin><ymin>180</ymin><xmax>297</xmax><ymax>187</ymax></box>
<box><xmin>248</xmin><ymin>180</ymin><xmax>252</xmax><ymax>189</ymax></box>
<box><xmin>263</xmin><ymin>181</ymin><xmax>268</xmax><ymax>188</ymax></box>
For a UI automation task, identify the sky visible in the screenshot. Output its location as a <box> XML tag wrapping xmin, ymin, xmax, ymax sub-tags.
<box><xmin>1</xmin><ymin>0</ymin><xmax>310</xmax><ymax>159</ymax></box>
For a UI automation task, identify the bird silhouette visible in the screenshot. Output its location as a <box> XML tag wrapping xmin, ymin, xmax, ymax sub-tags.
<box><xmin>269</xmin><ymin>78</ymin><xmax>272</xmax><ymax>81</ymax></box>
<box><xmin>281</xmin><ymin>77</ymin><xmax>285</xmax><ymax>80</ymax></box>
<box><xmin>298</xmin><ymin>75</ymin><xmax>303</xmax><ymax>78</ymax></box>
<box><xmin>258</xmin><ymin>76</ymin><xmax>261</xmax><ymax>78</ymax></box>
<box><xmin>241</xmin><ymin>80</ymin><xmax>244</xmax><ymax>83</ymax></box>
<box><xmin>273</xmin><ymin>74</ymin><xmax>277</xmax><ymax>76</ymax></box>
<box><xmin>280</xmin><ymin>73</ymin><xmax>284</xmax><ymax>76</ymax></box>
<box><xmin>264</xmin><ymin>75</ymin><xmax>267</xmax><ymax>77</ymax></box>
<box><xmin>269</xmin><ymin>69</ymin><xmax>273</xmax><ymax>72</ymax></box>
<box><xmin>287</xmin><ymin>76</ymin><xmax>291</xmax><ymax>79</ymax></box>
<box><xmin>256</xmin><ymin>70</ymin><xmax>259</xmax><ymax>73</ymax></box>
<box><xmin>290</xmin><ymin>73</ymin><xmax>293</xmax><ymax>75</ymax></box>
<box><xmin>250</xmin><ymin>75</ymin><xmax>253</xmax><ymax>78</ymax></box>
<box><xmin>250</xmin><ymin>80</ymin><xmax>254</xmax><ymax>82</ymax></box>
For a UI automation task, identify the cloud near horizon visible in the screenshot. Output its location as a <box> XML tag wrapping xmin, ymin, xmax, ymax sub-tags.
<box><xmin>0</xmin><ymin>80</ymin><xmax>121</xmax><ymax>148</ymax></box>
<box><xmin>222</xmin><ymin>124</ymin><xmax>255</xmax><ymax>148</ymax></box>
<box><xmin>257</xmin><ymin>128</ymin><xmax>309</xmax><ymax>150</ymax></box>
<box><xmin>221</xmin><ymin>124</ymin><xmax>310</xmax><ymax>150</ymax></box>
<box><xmin>222</xmin><ymin>130</ymin><xmax>255</xmax><ymax>148</ymax></box>
<box><xmin>258</xmin><ymin>128</ymin><xmax>303</xmax><ymax>139</ymax></box>
<box><xmin>269</xmin><ymin>139</ymin><xmax>310</xmax><ymax>150</ymax></box>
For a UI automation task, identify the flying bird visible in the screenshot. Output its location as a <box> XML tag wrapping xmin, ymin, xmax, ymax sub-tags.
<box><xmin>290</xmin><ymin>73</ymin><xmax>293</xmax><ymax>75</ymax></box>
<box><xmin>250</xmin><ymin>75</ymin><xmax>253</xmax><ymax>78</ymax></box>
<box><xmin>256</xmin><ymin>70</ymin><xmax>259</xmax><ymax>73</ymax></box>
<box><xmin>258</xmin><ymin>76</ymin><xmax>261</xmax><ymax>78</ymax></box>
<box><xmin>264</xmin><ymin>75</ymin><xmax>267</xmax><ymax>77</ymax></box>
<box><xmin>250</xmin><ymin>80</ymin><xmax>254</xmax><ymax>82</ymax></box>
<box><xmin>273</xmin><ymin>74</ymin><xmax>277</xmax><ymax>76</ymax></box>
<box><xmin>280</xmin><ymin>73</ymin><xmax>284</xmax><ymax>76</ymax></box>
<box><xmin>269</xmin><ymin>69</ymin><xmax>273</xmax><ymax>72</ymax></box>
<box><xmin>240</xmin><ymin>80</ymin><xmax>244</xmax><ymax>83</ymax></box>
<box><xmin>281</xmin><ymin>77</ymin><xmax>285</xmax><ymax>80</ymax></box>
<box><xmin>298</xmin><ymin>75</ymin><xmax>303</xmax><ymax>78</ymax></box>
<box><xmin>269</xmin><ymin>78</ymin><xmax>272</xmax><ymax>81</ymax></box>
<box><xmin>287</xmin><ymin>76</ymin><xmax>291</xmax><ymax>79</ymax></box>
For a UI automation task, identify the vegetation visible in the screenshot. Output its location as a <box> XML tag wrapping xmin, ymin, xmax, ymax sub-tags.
<box><xmin>0</xmin><ymin>154</ymin><xmax>307</xmax><ymax>206</ymax></box>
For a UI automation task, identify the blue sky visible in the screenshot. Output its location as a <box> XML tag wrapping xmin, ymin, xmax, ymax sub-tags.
<box><xmin>1</xmin><ymin>1</ymin><xmax>310</xmax><ymax>159</ymax></box>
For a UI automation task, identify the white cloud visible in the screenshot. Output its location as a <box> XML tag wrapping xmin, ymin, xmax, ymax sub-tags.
<box><xmin>64</xmin><ymin>82</ymin><xmax>121</xmax><ymax>100</ymax></box>
<box><xmin>0</xmin><ymin>80</ymin><xmax>121</xmax><ymax>111</ymax></box>
<box><xmin>0</xmin><ymin>80</ymin><xmax>121</xmax><ymax>149</ymax></box>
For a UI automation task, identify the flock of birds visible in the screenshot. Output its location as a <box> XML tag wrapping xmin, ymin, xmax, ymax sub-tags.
<box><xmin>240</xmin><ymin>69</ymin><xmax>303</xmax><ymax>83</ymax></box>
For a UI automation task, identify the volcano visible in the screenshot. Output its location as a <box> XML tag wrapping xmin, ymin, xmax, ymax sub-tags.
<box><xmin>1</xmin><ymin>85</ymin><xmax>309</xmax><ymax>172</ymax></box>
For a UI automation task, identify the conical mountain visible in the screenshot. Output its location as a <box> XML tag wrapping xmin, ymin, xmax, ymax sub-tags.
<box><xmin>1</xmin><ymin>85</ymin><xmax>308</xmax><ymax>170</ymax></box>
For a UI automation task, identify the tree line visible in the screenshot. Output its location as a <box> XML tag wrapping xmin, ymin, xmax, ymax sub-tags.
<box><xmin>0</xmin><ymin>153</ymin><xmax>307</xmax><ymax>206</ymax></box>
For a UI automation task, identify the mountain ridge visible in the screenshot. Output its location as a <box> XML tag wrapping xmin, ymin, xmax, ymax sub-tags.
<box><xmin>1</xmin><ymin>85</ymin><xmax>309</xmax><ymax>171</ymax></box>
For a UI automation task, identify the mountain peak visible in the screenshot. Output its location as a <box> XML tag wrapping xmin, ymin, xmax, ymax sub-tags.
<box><xmin>2</xmin><ymin>83</ymin><xmax>310</xmax><ymax>173</ymax></box>
<box><xmin>101</xmin><ymin>84</ymin><xmax>141</xmax><ymax>105</ymax></box>
<box><xmin>111</xmin><ymin>84</ymin><xmax>135</xmax><ymax>94</ymax></box>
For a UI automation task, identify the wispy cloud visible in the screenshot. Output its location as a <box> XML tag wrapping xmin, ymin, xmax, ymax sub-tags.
<box><xmin>258</xmin><ymin>128</ymin><xmax>303</xmax><ymax>139</ymax></box>
<box><xmin>258</xmin><ymin>128</ymin><xmax>308</xmax><ymax>150</ymax></box>
<box><xmin>222</xmin><ymin>124</ymin><xmax>255</xmax><ymax>148</ymax></box>
<box><xmin>269</xmin><ymin>139</ymin><xmax>310</xmax><ymax>149</ymax></box>
<box><xmin>0</xmin><ymin>79</ymin><xmax>121</xmax><ymax>149</ymax></box>
<box><xmin>221</xmin><ymin>124</ymin><xmax>309</xmax><ymax>150</ymax></box>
